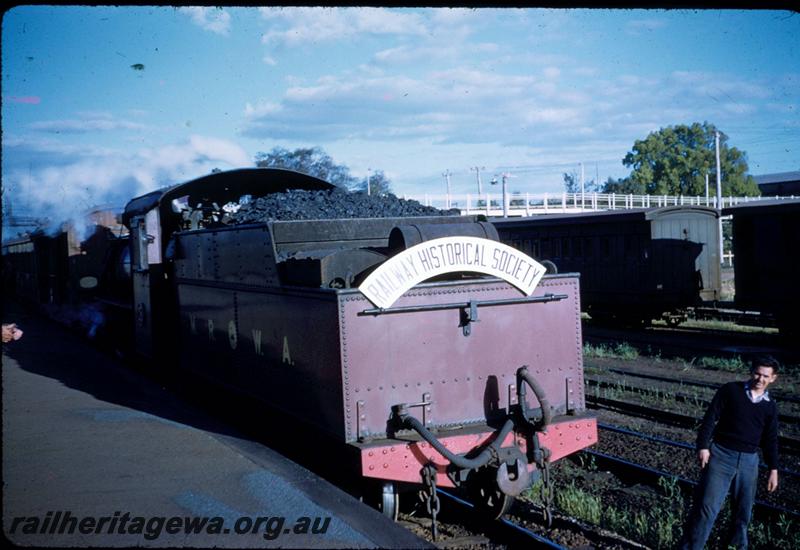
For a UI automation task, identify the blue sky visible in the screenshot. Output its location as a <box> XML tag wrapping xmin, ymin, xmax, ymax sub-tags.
<box><xmin>2</xmin><ymin>7</ymin><xmax>799</xmax><ymax>227</ymax></box>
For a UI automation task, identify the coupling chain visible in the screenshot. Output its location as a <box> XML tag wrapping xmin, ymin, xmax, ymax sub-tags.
<box><xmin>540</xmin><ymin>459</ymin><xmax>554</xmax><ymax>528</ymax></box>
<box><xmin>422</xmin><ymin>463</ymin><xmax>440</xmax><ymax>541</ymax></box>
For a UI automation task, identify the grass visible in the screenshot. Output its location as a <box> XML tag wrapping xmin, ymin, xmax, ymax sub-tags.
<box><xmin>583</xmin><ymin>342</ymin><xmax>639</xmax><ymax>360</ymax></box>
<box><xmin>694</xmin><ymin>355</ymin><xmax>747</xmax><ymax>373</ymax></box>
<box><xmin>546</xmin><ymin>473</ymin><xmax>685</xmax><ymax>548</ymax></box>
<box><xmin>536</xmin><ymin>460</ymin><xmax>799</xmax><ymax>550</ymax></box>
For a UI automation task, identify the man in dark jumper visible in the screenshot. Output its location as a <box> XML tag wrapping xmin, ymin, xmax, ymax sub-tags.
<box><xmin>680</xmin><ymin>355</ymin><xmax>780</xmax><ymax>549</ymax></box>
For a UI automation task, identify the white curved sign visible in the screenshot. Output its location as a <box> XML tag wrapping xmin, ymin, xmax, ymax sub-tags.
<box><xmin>359</xmin><ymin>236</ymin><xmax>547</xmax><ymax>309</ymax></box>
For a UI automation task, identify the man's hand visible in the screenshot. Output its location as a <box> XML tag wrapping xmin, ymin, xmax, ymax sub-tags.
<box><xmin>698</xmin><ymin>448</ymin><xmax>710</xmax><ymax>468</ymax></box>
<box><xmin>768</xmin><ymin>470</ymin><xmax>779</xmax><ymax>492</ymax></box>
<box><xmin>2</xmin><ymin>323</ymin><xmax>23</xmax><ymax>343</ymax></box>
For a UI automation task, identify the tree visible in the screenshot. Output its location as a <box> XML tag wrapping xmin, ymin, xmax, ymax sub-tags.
<box><xmin>354</xmin><ymin>169</ymin><xmax>393</xmax><ymax>195</ymax></box>
<box><xmin>600</xmin><ymin>176</ymin><xmax>645</xmax><ymax>195</ymax></box>
<box><xmin>622</xmin><ymin>122</ymin><xmax>760</xmax><ymax>197</ymax></box>
<box><xmin>563</xmin><ymin>171</ymin><xmax>579</xmax><ymax>193</ymax></box>
<box><xmin>563</xmin><ymin>171</ymin><xmax>598</xmax><ymax>193</ymax></box>
<box><xmin>254</xmin><ymin>146</ymin><xmax>357</xmax><ymax>188</ymax></box>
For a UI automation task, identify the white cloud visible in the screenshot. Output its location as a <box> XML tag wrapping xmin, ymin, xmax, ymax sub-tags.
<box><xmin>236</xmin><ymin>54</ymin><xmax>797</xmax><ymax>190</ymax></box>
<box><xmin>3</xmin><ymin>135</ymin><xmax>250</xmax><ymax>226</ymax></box>
<box><xmin>244</xmin><ymin>101</ymin><xmax>282</xmax><ymax>117</ymax></box>
<box><xmin>543</xmin><ymin>67</ymin><xmax>561</xmax><ymax>80</ymax></box>
<box><xmin>259</xmin><ymin>7</ymin><xmax>427</xmax><ymax>47</ymax></box>
<box><xmin>187</xmin><ymin>135</ymin><xmax>251</xmax><ymax>166</ymax></box>
<box><xmin>28</xmin><ymin>113</ymin><xmax>148</xmax><ymax>134</ymax></box>
<box><xmin>374</xmin><ymin>42</ymin><xmax>499</xmax><ymax>66</ymax></box>
<box><xmin>180</xmin><ymin>7</ymin><xmax>231</xmax><ymax>36</ymax></box>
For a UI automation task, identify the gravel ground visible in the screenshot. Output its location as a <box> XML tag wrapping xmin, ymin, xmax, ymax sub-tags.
<box><xmin>594</xmin><ymin>411</ymin><xmax>799</xmax><ymax>512</ymax></box>
<box><xmin>393</xmin><ymin>353</ymin><xmax>800</xmax><ymax>549</ymax></box>
<box><xmin>565</xmin><ymin>353</ymin><xmax>800</xmax><ymax>549</ymax></box>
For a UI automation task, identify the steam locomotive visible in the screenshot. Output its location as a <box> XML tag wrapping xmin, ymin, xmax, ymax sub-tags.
<box><xmin>2</xmin><ymin>168</ymin><xmax>597</xmax><ymax>519</ymax></box>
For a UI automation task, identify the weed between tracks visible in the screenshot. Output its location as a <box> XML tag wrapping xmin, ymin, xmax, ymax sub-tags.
<box><xmin>584</xmin><ymin>342</ymin><xmax>640</xmax><ymax>360</ymax></box>
<box><xmin>536</xmin><ymin>346</ymin><xmax>800</xmax><ymax>548</ymax></box>
<box><xmin>527</xmin><ymin>459</ymin><xmax>685</xmax><ymax>548</ymax></box>
<box><xmin>524</xmin><ymin>456</ymin><xmax>798</xmax><ymax>549</ymax></box>
<box><xmin>588</xmin><ymin>378</ymin><xmax>711</xmax><ymax>414</ymax></box>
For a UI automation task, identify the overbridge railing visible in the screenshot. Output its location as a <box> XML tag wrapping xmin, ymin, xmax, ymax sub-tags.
<box><xmin>402</xmin><ymin>192</ymin><xmax>797</xmax><ymax>216</ymax></box>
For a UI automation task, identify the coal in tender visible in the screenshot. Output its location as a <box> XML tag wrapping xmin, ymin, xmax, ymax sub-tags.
<box><xmin>228</xmin><ymin>188</ymin><xmax>459</xmax><ymax>224</ymax></box>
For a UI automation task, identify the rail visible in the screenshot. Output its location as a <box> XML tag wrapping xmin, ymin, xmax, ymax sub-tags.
<box><xmin>586</xmin><ymin>395</ymin><xmax>800</xmax><ymax>454</ymax></box>
<box><xmin>583</xmin><ymin>450</ymin><xmax>800</xmax><ymax>522</ymax></box>
<box><xmin>402</xmin><ymin>192</ymin><xmax>798</xmax><ymax>217</ymax></box>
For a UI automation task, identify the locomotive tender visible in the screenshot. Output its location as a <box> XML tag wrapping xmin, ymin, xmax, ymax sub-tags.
<box><xmin>4</xmin><ymin>168</ymin><xmax>598</xmax><ymax>519</ymax></box>
<box><xmin>493</xmin><ymin>207</ymin><xmax>722</xmax><ymax>326</ymax></box>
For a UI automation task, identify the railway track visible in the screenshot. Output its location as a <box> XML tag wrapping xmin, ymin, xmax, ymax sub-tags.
<box><xmin>601</xmin><ymin>367</ymin><xmax>800</xmax><ymax>405</ymax></box>
<box><xmin>598</xmin><ymin>422</ymin><xmax>800</xmax><ymax>480</ymax></box>
<box><xmin>400</xmin><ymin>421</ymin><xmax>800</xmax><ymax>548</ymax></box>
<box><xmin>594</xmin><ymin>420</ymin><xmax>799</xmax><ymax>515</ymax></box>
<box><xmin>582</xmin><ymin>450</ymin><xmax>799</xmax><ymax>523</ymax></box>
<box><xmin>583</xmin><ymin>322</ymin><xmax>790</xmax><ymax>362</ymax></box>
<box><xmin>586</xmin><ymin>395</ymin><xmax>800</xmax><ymax>455</ymax></box>
<box><xmin>404</xmin><ymin>487</ymin><xmax>650</xmax><ymax>549</ymax></box>
<box><xmin>586</xmin><ymin>377</ymin><xmax>800</xmax><ymax>426</ymax></box>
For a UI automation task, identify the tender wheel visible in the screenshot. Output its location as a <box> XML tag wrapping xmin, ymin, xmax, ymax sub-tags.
<box><xmin>468</xmin><ymin>468</ymin><xmax>513</xmax><ymax>520</ymax></box>
<box><xmin>380</xmin><ymin>482</ymin><xmax>399</xmax><ymax>521</ymax></box>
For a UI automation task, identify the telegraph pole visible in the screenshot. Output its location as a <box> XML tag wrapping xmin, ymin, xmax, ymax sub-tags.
<box><xmin>367</xmin><ymin>168</ymin><xmax>372</xmax><ymax>196</ymax></box>
<box><xmin>471</xmin><ymin>166</ymin><xmax>485</xmax><ymax>195</ymax></box>
<box><xmin>580</xmin><ymin>162</ymin><xmax>585</xmax><ymax>209</ymax></box>
<box><xmin>491</xmin><ymin>172</ymin><xmax>514</xmax><ymax>217</ymax></box>
<box><xmin>715</xmin><ymin>131</ymin><xmax>723</xmax><ymax>264</ymax></box>
<box><xmin>442</xmin><ymin>170</ymin><xmax>452</xmax><ymax>209</ymax></box>
<box><xmin>596</xmin><ymin>162</ymin><xmax>599</xmax><ymax>190</ymax></box>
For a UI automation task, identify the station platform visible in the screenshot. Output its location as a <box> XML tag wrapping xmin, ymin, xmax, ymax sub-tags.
<box><xmin>1</xmin><ymin>305</ymin><xmax>429</xmax><ymax>548</ymax></box>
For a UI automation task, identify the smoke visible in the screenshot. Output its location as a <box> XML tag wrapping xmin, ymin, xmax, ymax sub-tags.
<box><xmin>2</xmin><ymin>135</ymin><xmax>251</xmax><ymax>238</ymax></box>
